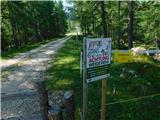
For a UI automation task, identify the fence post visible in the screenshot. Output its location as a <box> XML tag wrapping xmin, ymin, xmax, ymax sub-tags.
<box><xmin>48</xmin><ymin>106</ymin><xmax>63</xmax><ymax>120</ymax></box>
<box><xmin>82</xmin><ymin>37</ymin><xmax>88</xmax><ymax>120</ymax></box>
<box><xmin>36</xmin><ymin>80</ymin><xmax>49</xmax><ymax>120</ymax></box>
<box><xmin>64</xmin><ymin>91</ymin><xmax>75</xmax><ymax>120</ymax></box>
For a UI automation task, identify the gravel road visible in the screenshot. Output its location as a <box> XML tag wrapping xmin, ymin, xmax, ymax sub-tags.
<box><xmin>1</xmin><ymin>36</ymin><xmax>72</xmax><ymax>119</ymax></box>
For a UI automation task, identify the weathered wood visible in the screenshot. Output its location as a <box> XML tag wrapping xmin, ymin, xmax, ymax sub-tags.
<box><xmin>48</xmin><ymin>106</ymin><xmax>63</xmax><ymax>120</ymax></box>
<box><xmin>36</xmin><ymin>80</ymin><xmax>49</xmax><ymax>120</ymax></box>
<box><xmin>100</xmin><ymin>1</ymin><xmax>107</xmax><ymax>120</ymax></box>
<box><xmin>76</xmin><ymin>33</ymin><xmax>78</xmax><ymax>42</ymax></box>
<box><xmin>64</xmin><ymin>91</ymin><xmax>75</xmax><ymax>120</ymax></box>
<box><xmin>101</xmin><ymin>80</ymin><xmax>107</xmax><ymax>120</ymax></box>
<box><xmin>80</xmin><ymin>50</ymin><xmax>83</xmax><ymax>78</ymax></box>
<box><xmin>82</xmin><ymin>38</ymin><xmax>88</xmax><ymax>120</ymax></box>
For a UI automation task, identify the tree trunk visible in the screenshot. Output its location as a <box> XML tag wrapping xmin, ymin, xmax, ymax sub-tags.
<box><xmin>1</xmin><ymin>35</ymin><xmax>6</xmax><ymax>51</ymax></box>
<box><xmin>1</xmin><ymin>27</ymin><xmax>7</xmax><ymax>51</ymax></box>
<box><xmin>118</xmin><ymin>1</ymin><xmax>121</xmax><ymax>48</ymax></box>
<box><xmin>32</xmin><ymin>7</ymin><xmax>41</xmax><ymax>41</ymax></box>
<box><xmin>92</xmin><ymin>11</ymin><xmax>95</xmax><ymax>35</ymax></box>
<box><xmin>7</xmin><ymin>2</ymin><xmax>19</xmax><ymax>48</ymax></box>
<box><xmin>100</xmin><ymin>1</ymin><xmax>107</xmax><ymax>37</ymax></box>
<box><xmin>128</xmin><ymin>0</ymin><xmax>133</xmax><ymax>49</ymax></box>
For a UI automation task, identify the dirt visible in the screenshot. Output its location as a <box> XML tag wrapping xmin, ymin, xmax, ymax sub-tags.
<box><xmin>1</xmin><ymin>36</ymin><xmax>72</xmax><ymax>119</ymax></box>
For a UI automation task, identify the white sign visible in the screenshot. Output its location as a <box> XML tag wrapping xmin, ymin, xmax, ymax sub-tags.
<box><xmin>84</xmin><ymin>38</ymin><xmax>111</xmax><ymax>82</ymax></box>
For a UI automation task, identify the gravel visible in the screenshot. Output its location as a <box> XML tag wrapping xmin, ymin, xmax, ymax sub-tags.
<box><xmin>1</xmin><ymin>92</ymin><xmax>40</xmax><ymax>119</ymax></box>
<box><xmin>1</xmin><ymin>36</ymin><xmax>72</xmax><ymax>120</ymax></box>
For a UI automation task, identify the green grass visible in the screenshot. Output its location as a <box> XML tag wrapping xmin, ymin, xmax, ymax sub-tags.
<box><xmin>1</xmin><ymin>35</ymin><xmax>65</xmax><ymax>60</ymax></box>
<box><xmin>46</xmin><ymin>36</ymin><xmax>160</xmax><ymax>120</ymax></box>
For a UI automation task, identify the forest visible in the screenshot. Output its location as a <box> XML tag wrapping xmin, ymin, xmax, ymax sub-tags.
<box><xmin>72</xmin><ymin>1</ymin><xmax>160</xmax><ymax>49</ymax></box>
<box><xmin>1</xmin><ymin>1</ymin><xmax>160</xmax><ymax>52</ymax></box>
<box><xmin>1</xmin><ymin>1</ymin><xmax>160</xmax><ymax>120</ymax></box>
<box><xmin>1</xmin><ymin>1</ymin><xmax>67</xmax><ymax>51</ymax></box>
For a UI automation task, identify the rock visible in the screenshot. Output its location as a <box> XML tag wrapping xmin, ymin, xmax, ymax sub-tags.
<box><xmin>131</xmin><ymin>47</ymin><xmax>146</xmax><ymax>55</ymax></box>
<box><xmin>153</xmin><ymin>53</ymin><xmax>160</xmax><ymax>61</ymax></box>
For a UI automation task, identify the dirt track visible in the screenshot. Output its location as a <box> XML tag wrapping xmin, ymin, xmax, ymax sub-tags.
<box><xmin>1</xmin><ymin>36</ymin><xmax>72</xmax><ymax>119</ymax></box>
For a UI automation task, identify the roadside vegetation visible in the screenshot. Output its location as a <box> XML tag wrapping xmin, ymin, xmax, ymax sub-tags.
<box><xmin>46</xmin><ymin>36</ymin><xmax>160</xmax><ymax>120</ymax></box>
<box><xmin>73</xmin><ymin>1</ymin><xmax>160</xmax><ymax>49</ymax></box>
<box><xmin>1</xmin><ymin>35</ymin><xmax>65</xmax><ymax>59</ymax></box>
<box><xmin>1</xmin><ymin>1</ymin><xmax>160</xmax><ymax>119</ymax></box>
<box><xmin>1</xmin><ymin>1</ymin><xmax>67</xmax><ymax>58</ymax></box>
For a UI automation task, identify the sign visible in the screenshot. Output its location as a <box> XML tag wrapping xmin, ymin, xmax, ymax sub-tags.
<box><xmin>114</xmin><ymin>49</ymin><xmax>134</xmax><ymax>63</ymax></box>
<box><xmin>84</xmin><ymin>38</ymin><xmax>111</xmax><ymax>82</ymax></box>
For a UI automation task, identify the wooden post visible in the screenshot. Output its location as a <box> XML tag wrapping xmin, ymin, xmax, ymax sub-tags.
<box><xmin>82</xmin><ymin>38</ymin><xmax>88</xmax><ymax>120</ymax></box>
<box><xmin>36</xmin><ymin>80</ymin><xmax>49</xmax><ymax>120</ymax></box>
<box><xmin>80</xmin><ymin>50</ymin><xmax>83</xmax><ymax>78</ymax></box>
<box><xmin>76</xmin><ymin>33</ymin><xmax>78</xmax><ymax>41</ymax></box>
<box><xmin>48</xmin><ymin>106</ymin><xmax>63</xmax><ymax>120</ymax></box>
<box><xmin>83</xmin><ymin>79</ymin><xmax>88</xmax><ymax>120</ymax></box>
<box><xmin>100</xmin><ymin>1</ymin><xmax>107</xmax><ymax>120</ymax></box>
<box><xmin>101</xmin><ymin>80</ymin><xmax>106</xmax><ymax>120</ymax></box>
<box><xmin>64</xmin><ymin>91</ymin><xmax>75</xmax><ymax>120</ymax></box>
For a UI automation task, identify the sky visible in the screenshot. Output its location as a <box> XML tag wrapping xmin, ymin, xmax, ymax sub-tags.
<box><xmin>63</xmin><ymin>0</ymin><xmax>73</xmax><ymax>8</ymax></box>
<box><xmin>54</xmin><ymin>0</ymin><xmax>73</xmax><ymax>11</ymax></box>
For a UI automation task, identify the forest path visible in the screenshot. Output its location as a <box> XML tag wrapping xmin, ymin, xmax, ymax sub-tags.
<box><xmin>1</xmin><ymin>35</ymin><xmax>72</xmax><ymax>119</ymax></box>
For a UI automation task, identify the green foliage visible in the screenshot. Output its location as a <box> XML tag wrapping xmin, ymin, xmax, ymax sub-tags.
<box><xmin>46</xmin><ymin>36</ymin><xmax>160</xmax><ymax>120</ymax></box>
<box><xmin>73</xmin><ymin>1</ymin><xmax>160</xmax><ymax>49</ymax></box>
<box><xmin>134</xmin><ymin>1</ymin><xmax>160</xmax><ymax>44</ymax></box>
<box><xmin>1</xmin><ymin>1</ymin><xmax>68</xmax><ymax>51</ymax></box>
<box><xmin>1</xmin><ymin>35</ymin><xmax>65</xmax><ymax>59</ymax></box>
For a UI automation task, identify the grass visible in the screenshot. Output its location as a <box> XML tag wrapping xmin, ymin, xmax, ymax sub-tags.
<box><xmin>46</xmin><ymin>36</ymin><xmax>160</xmax><ymax>120</ymax></box>
<box><xmin>1</xmin><ymin>35</ymin><xmax>65</xmax><ymax>60</ymax></box>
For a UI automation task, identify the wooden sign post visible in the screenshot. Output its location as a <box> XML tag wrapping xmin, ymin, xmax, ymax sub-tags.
<box><xmin>83</xmin><ymin>38</ymin><xmax>88</xmax><ymax>120</ymax></box>
<box><xmin>82</xmin><ymin>37</ymin><xmax>111</xmax><ymax>120</ymax></box>
<box><xmin>100</xmin><ymin>1</ymin><xmax>108</xmax><ymax>119</ymax></box>
<box><xmin>101</xmin><ymin>80</ymin><xmax>106</xmax><ymax>120</ymax></box>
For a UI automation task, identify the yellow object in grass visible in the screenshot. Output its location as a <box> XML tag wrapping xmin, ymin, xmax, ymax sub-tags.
<box><xmin>134</xmin><ymin>54</ymin><xmax>151</xmax><ymax>62</ymax></box>
<box><xmin>114</xmin><ymin>49</ymin><xmax>134</xmax><ymax>63</ymax></box>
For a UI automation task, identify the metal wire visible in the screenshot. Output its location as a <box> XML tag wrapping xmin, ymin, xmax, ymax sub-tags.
<box><xmin>106</xmin><ymin>93</ymin><xmax>160</xmax><ymax>106</ymax></box>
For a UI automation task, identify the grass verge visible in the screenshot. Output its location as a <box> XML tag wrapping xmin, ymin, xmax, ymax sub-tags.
<box><xmin>46</xmin><ymin>36</ymin><xmax>160</xmax><ymax>120</ymax></box>
<box><xmin>1</xmin><ymin>35</ymin><xmax>65</xmax><ymax>60</ymax></box>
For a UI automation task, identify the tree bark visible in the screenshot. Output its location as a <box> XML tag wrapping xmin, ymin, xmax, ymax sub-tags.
<box><xmin>118</xmin><ymin>1</ymin><xmax>121</xmax><ymax>48</ymax></box>
<box><xmin>128</xmin><ymin>0</ymin><xmax>133</xmax><ymax>49</ymax></box>
<box><xmin>92</xmin><ymin>11</ymin><xmax>95</xmax><ymax>35</ymax></box>
<box><xmin>100</xmin><ymin>1</ymin><xmax>107</xmax><ymax>37</ymax></box>
<box><xmin>1</xmin><ymin>28</ymin><xmax>6</xmax><ymax>51</ymax></box>
<box><xmin>7</xmin><ymin>2</ymin><xmax>19</xmax><ymax>48</ymax></box>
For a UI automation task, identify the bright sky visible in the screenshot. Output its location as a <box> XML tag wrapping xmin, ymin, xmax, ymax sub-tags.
<box><xmin>53</xmin><ymin>0</ymin><xmax>73</xmax><ymax>11</ymax></box>
<box><xmin>63</xmin><ymin>0</ymin><xmax>73</xmax><ymax>8</ymax></box>
<box><xmin>54</xmin><ymin>0</ymin><xmax>73</xmax><ymax>7</ymax></box>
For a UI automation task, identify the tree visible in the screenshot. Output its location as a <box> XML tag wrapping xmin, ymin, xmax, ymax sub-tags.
<box><xmin>73</xmin><ymin>1</ymin><xmax>160</xmax><ymax>49</ymax></box>
<box><xmin>128</xmin><ymin>0</ymin><xmax>133</xmax><ymax>49</ymax></box>
<box><xmin>118</xmin><ymin>1</ymin><xmax>121</xmax><ymax>48</ymax></box>
<box><xmin>100</xmin><ymin>1</ymin><xmax>107</xmax><ymax>37</ymax></box>
<box><xmin>1</xmin><ymin>1</ymin><xmax>68</xmax><ymax>51</ymax></box>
